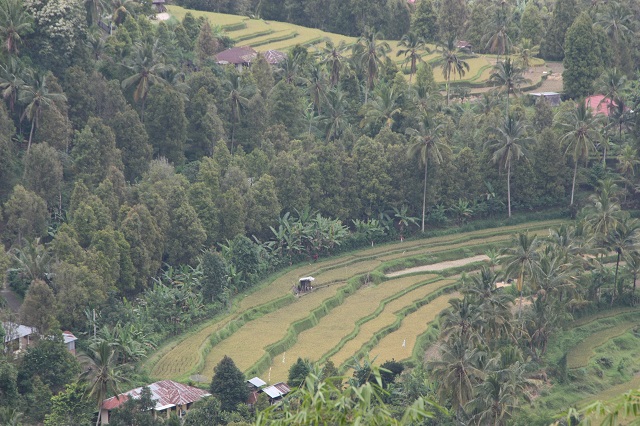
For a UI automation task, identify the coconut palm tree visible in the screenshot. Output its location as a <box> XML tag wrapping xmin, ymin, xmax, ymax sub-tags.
<box><xmin>303</xmin><ymin>64</ymin><xmax>329</xmax><ymax>116</ymax></box>
<box><xmin>624</xmin><ymin>250</ymin><xmax>640</xmax><ymax>306</ymax></box>
<box><xmin>223</xmin><ymin>72</ymin><xmax>255</xmax><ymax>154</ymax></box>
<box><xmin>501</xmin><ymin>232</ymin><xmax>541</xmax><ymax>314</ymax></box>
<box><xmin>556</xmin><ymin>101</ymin><xmax>603</xmax><ymax>206</ymax></box>
<box><xmin>121</xmin><ymin>39</ymin><xmax>169</xmax><ymax>122</ymax></box>
<box><xmin>354</xmin><ymin>28</ymin><xmax>390</xmax><ymax>103</ymax></box>
<box><xmin>485</xmin><ymin>114</ymin><xmax>533</xmax><ymax>218</ymax></box>
<box><xmin>0</xmin><ymin>56</ymin><xmax>26</xmax><ymax>114</ymax></box>
<box><xmin>514</xmin><ymin>38</ymin><xmax>539</xmax><ymax>71</ymax></box>
<box><xmin>322</xmin><ymin>86</ymin><xmax>349</xmax><ymax>141</ymax></box>
<box><xmin>594</xmin><ymin>68</ymin><xmax>627</xmax><ymax>106</ymax></box>
<box><xmin>396</xmin><ymin>32</ymin><xmax>429</xmax><ymax>82</ymax></box>
<box><xmin>0</xmin><ymin>0</ymin><xmax>32</xmax><ymax>55</ymax></box>
<box><xmin>596</xmin><ymin>1</ymin><xmax>634</xmax><ymax>45</ymax></box>
<box><xmin>319</xmin><ymin>40</ymin><xmax>350</xmax><ymax>86</ymax></box>
<box><xmin>438</xmin><ymin>39</ymin><xmax>469</xmax><ymax>106</ymax></box>
<box><xmin>19</xmin><ymin>72</ymin><xmax>67</xmax><ymax>155</ymax></box>
<box><xmin>429</xmin><ymin>335</ymin><xmax>485</xmax><ymax>416</ymax></box>
<box><xmin>489</xmin><ymin>58</ymin><xmax>530</xmax><ymax>114</ymax></box>
<box><xmin>617</xmin><ymin>144</ymin><xmax>639</xmax><ymax>196</ymax></box>
<box><xmin>80</xmin><ymin>340</ymin><xmax>128</xmax><ymax>426</ymax></box>
<box><xmin>606</xmin><ymin>217</ymin><xmax>639</xmax><ymax>305</ymax></box>
<box><xmin>406</xmin><ymin>118</ymin><xmax>449</xmax><ymax>232</ymax></box>
<box><xmin>583</xmin><ymin>182</ymin><xmax>623</xmax><ymax>245</ymax></box>
<box><xmin>360</xmin><ymin>82</ymin><xmax>401</xmax><ymax>130</ymax></box>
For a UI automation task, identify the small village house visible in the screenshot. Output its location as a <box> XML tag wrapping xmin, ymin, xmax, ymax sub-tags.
<box><xmin>2</xmin><ymin>322</ymin><xmax>80</xmax><ymax>355</ymax></box>
<box><xmin>100</xmin><ymin>380</ymin><xmax>211</xmax><ymax>424</ymax></box>
<box><xmin>62</xmin><ymin>331</ymin><xmax>78</xmax><ymax>355</ymax></box>
<box><xmin>529</xmin><ymin>92</ymin><xmax>562</xmax><ymax>107</ymax></box>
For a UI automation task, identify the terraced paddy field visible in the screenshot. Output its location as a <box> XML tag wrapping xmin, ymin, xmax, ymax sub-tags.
<box><xmin>146</xmin><ymin>219</ymin><xmax>565</xmax><ymax>382</ymax></box>
<box><xmin>521</xmin><ymin>310</ymin><xmax>640</xmax><ymax>424</ymax></box>
<box><xmin>164</xmin><ymin>6</ymin><xmax>516</xmax><ymax>86</ymax></box>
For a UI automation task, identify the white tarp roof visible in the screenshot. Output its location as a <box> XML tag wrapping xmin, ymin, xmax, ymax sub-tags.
<box><xmin>248</xmin><ymin>377</ymin><xmax>267</xmax><ymax>388</ymax></box>
<box><xmin>299</xmin><ymin>276</ymin><xmax>315</xmax><ymax>282</ymax></box>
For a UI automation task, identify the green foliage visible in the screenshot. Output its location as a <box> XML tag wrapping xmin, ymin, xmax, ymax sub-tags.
<box><xmin>563</xmin><ymin>13</ymin><xmax>603</xmax><ymax>99</ymax></box>
<box><xmin>3</xmin><ymin>185</ymin><xmax>48</xmax><ymax>245</ymax></box>
<box><xmin>44</xmin><ymin>382</ymin><xmax>94</xmax><ymax>426</ymax></box>
<box><xmin>540</xmin><ymin>0</ymin><xmax>578</xmax><ymax>61</ymax></box>
<box><xmin>288</xmin><ymin>357</ymin><xmax>312</xmax><ymax>388</ymax></box>
<box><xmin>17</xmin><ymin>339</ymin><xmax>81</xmax><ymax>394</ymax></box>
<box><xmin>210</xmin><ymin>355</ymin><xmax>249</xmax><ymax>412</ymax></box>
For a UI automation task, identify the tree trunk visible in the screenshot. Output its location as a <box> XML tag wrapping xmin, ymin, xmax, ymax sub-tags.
<box><xmin>633</xmin><ymin>274</ymin><xmax>636</xmax><ymax>306</ymax></box>
<box><xmin>446</xmin><ymin>80</ymin><xmax>450</xmax><ymax>106</ymax></box>
<box><xmin>612</xmin><ymin>251</ymin><xmax>620</xmax><ymax>307</ymax></box>
<box><xmin>570</xmin><ymin>159</ymin><xmax>577</xmax><ymax>206</ymax></box>
<box><xmin>421</xmin><ymin>154</ymin><xmax>428</xmax><ymax>232</ymax></box>
<box><xmin>26</xmin><ymin>119</ymin><xmax>35</xmax><ymax>155</ymax></box>
<box><xmin>507</xmin><ymin>161</ymin><xmax>512</xmax><ymax>218</ymax></box>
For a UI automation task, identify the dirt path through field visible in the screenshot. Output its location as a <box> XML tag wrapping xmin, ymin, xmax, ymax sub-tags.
<box><xmin>386</xmin><ymin>255</ymin><xmax>489</xmax><ymax>278</ymax></box>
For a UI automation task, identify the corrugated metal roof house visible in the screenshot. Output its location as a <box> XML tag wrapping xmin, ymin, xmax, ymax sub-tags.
<box><xmin>261</xmin><ymin>382</ymin><xmax>291</xmax><ymax>402</ymax></box>
<box><xmin>100</xmin><ymin>380</ymin><xmax>210</xmax><ymax>424</ymax></box>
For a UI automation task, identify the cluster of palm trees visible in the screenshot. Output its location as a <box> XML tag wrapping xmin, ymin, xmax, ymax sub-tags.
<box><xmin>429</xmin><ymin>179</ymin><xmax>640</xmax><ymax>424</ymax></box>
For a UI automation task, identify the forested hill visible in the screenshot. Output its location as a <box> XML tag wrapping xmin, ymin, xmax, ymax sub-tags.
<box><xmin>0</xmin><ymin>0</ymin><xmax>639</xmax><ymax>423</ymax></box>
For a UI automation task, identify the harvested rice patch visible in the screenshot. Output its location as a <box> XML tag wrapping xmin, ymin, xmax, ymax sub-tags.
<box><xmin>313</xmin><ymin>260</ymin><xmax>382</xmax><ymax>283</ymax></box>
<box><xmin>370</xmin><ymin>292</ymin><xmax>460</xmax><ymax>362</ymax></box>
<box><xmin>201</xmin><ymin>283</ymin><xmax>347</xmax><ymax>380</ymax></box>
<box><xmin>567</xmin><ymin>322</ymin><xmax>637</xmax><ymax>369</ymax></box>
<box><xmin>387</xmin><ymin>255</ymin><xmax>489</xmax><ymax>277</ymax></box>
<box><xmin>330</xmin><ymin>279</ymin><xmax>457</xmax><ymax>366</ymax></box>
<box><xmin>264</xmin><ymin>275</ymin><xmax>439</xmax><ymax>382</ymax></box>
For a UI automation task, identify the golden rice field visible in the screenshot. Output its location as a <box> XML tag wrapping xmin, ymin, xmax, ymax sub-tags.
<box><xmin>329</xmin><ymin>279</ymin><xmax>457</xmax><ymax>368</ymax></box>
<box><xmin>265</xmin><ymin>274</ymin><xmax>439</xmax><ymax>382</ymax></box>
<box><xmin>567</xmin><ymin>322</ymin><xmax>637</xmax><ymax>369</ymax></box>
<box><xmin>147</xmin><ymin>219</ymin><xmax>566</xmax><ymax>382</ymax></box>
<box><xmin>370</xmin><ymin>291</ymin><xmax>459</xmax><ymax>362</ymax></box>
<box><xmin>201</xmin><ymin>282</ymin><xmax>348</xmax><ymax>379</ymax></box>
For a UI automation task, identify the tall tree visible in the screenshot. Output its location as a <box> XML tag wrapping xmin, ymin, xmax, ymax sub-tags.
<box><xmin>556</xmin><ymin>101</ymin><xmax>603</xmax><ymax>206</ymax></box>
<box><xmin>320</xmin><ymin>40</ymin><xmax>350</xmax><ymax>86</ymax></box>
<box><xmin>80</xmin><ymin>341</ymin><xmax>128</xmax><ymax>426</ymax></box>
<box><xmin>19</xmin><ymin>72</ymin><xmax>67</xmax><ymax>155</ymax></box>
<box><xmin>406</xmin><ymin>119</ymin><xmax>448</xmax><ymax>232</ymax></box>
<box><xmin>540</xmin><ymin>0</ymin><xmax>578</xmax><ymax>61</ymax></box>
<box><xmin>209</xmin><ymin>355</ymin><xmax>249</xmax><ymax>412</ymax></box>
<box><xmin>489</xmin><ymin>58</ymin><xmax>530</xmax><ymax>114</ymax></box>
<box><xmin>485</xmin><ymin>114</ymin><xmax>533</xmax><ymax>218</ymax></box>
<box><xmin>0</xmin><ymin>0</ymin><xmax>33</xmax><ymax>55</ymax></box>
<box><xmin>121</xmin><ymin>39</ymin><xmax>168</xmax><ymax>122</ymax></box>
<box><xmin>502</xmin><ymin>233</ymin><xmax>541</xmax><ymax>313</ymax></box>
<box><xmin>439</xmin><ymin>40</ymin><xmax>469</xmax><ymax>106</ymax></box>
<box><xmin>354</xmin><ymin>29</ymin><xmax>390</xmax><ymax>103</ymax></box>
<box><xmin>396</xmin><ymin>32</ymin><xmax>428</xmax><ymax>82</ymax></box>
<box><xmin>224</xmin><ymin>72</ymin><xmax>255</xmax><ymax>154</ymax></box>
<box><xmin>563</xmin><ymin>12</ymin><xmax>603</xmax><ymax>99</ymax></box>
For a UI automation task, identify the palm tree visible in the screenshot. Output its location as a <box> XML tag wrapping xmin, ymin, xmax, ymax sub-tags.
<box><xmin>502</xmin><ymin>233</ymin><xmax>541</xmax><ymax>314</ymax></box>
<box><xmin>439</xmin><ymin>39</ymin><xmax>469</xmax><ymax>106</ymax></box>
<box><xmin>396</xmin><ymin>32</ymin><xmax>429</xmax><ymax>82</ymax></box>
<box><xmin>121</xmin><ymin>39</ymin><xmax>169</xmax><ymax>122</ymax></box>
<box><xmin>594</xmin><ymin>68</ymin><xmax>627</xmax><ymax>106</ymax></box>
<box><xmin>10</xmin><ymin>238</ymin><xmax>51</xmax><ymax>282</ymax></box>
<box><xmin>319</xmin><ymin>40</ymin><xmax>350</xmax><ymax>86</ymax></box>
<box><xmin>0</xmin><ymin>0</ymin><xmax>32</xmax><ymax>55</ymax></box>
<box><xmin>360</xmin><ymin>82</ymin><xmax>401</xmax><ymax>129</ymax></box>
<box><xmin>514</xmin><ymin>38</ymin><xmax>539</xmax><ymax>71</ymax></box>
<box><xmin>485</xmin><ymin>114</ymin><xmax>533</xmax><ymax>218</ymax></box>
<box><xmin>624</xmin><ymin>250</ymin><xmax>640</xmax><ymax>306</ymax></box>
<box><xmin>80</xmin><ymin>340</ymin><xmax>128</xmax><ymax>426</ymax></box>
<box><xmin>429</xmin><ymin>335</ymin><xmax>484</xmax><ymax>416</ymax></box>
<box><xmin>406</xmin><ymin>118</ymin><xmax>449</xmax><ymax>232</ymax></box>
<box><xmin>606</xmin><ymin>217</ymin><xmax>638</xmax><ymax>305</ymax></box>
<box><xmin>596</xmin><ymin>1</ymin><xmax>634</xmax><ymax>45</ymax></box>
<box><xmin>322</xmin><ymin>86</ymin><xmax>349</xmax><ymax>141</ymax></box>
<box><xmin>354</xmin><ymin>29</ymin><xmax>390</xmax><ymax>103</ymax></box>
<box><xmin>617</xmin><ymin>144</ymin><xmax>639</xmax><ymax>196</ymax></box>
<box><xmin>223</xmin><ymin>73</ymin><xmax>255</xmax><ymax>154</ymax></box>
<box><xmin>0</xmin><ymin>56</ymin><xmax>26</xmax><ymax>114</ymax></box>
<box><xmin>556</xmin><ymin>101</ymin><xmax>603</xmax><ymax>206</ymax></box>
<box><xmin>19</xmin><ymin>72</ymin><xmax>67</xmax><ymax>155</ymax></box>
<box><xmin>84</xmin><ymin>0</ymin><xmax>109</xmax><ymax>27</ymax></box>
<box><xmin>583</xmin><ymin>182</ymin><xmax>623</xmax><ymax>244</ymax></box>
<box><xmin>304</xmin><ymin>64</ymin><xmax>329</xmax><ymax>115</ymax></box>
<box><xmin>489</xmin><ymin>58</ymin><xmax>530</xmax><ymax>114</ymax></box>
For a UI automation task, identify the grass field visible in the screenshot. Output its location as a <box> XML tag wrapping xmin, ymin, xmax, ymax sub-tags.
<box><xmin>147</xmin><ymin>218</ymin><xmax>567</xmax><ymax>382</ymax></box>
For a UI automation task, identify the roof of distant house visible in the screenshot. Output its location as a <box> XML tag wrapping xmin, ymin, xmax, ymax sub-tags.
<box><xmin>261</xmin><ymin>382</ymin><xmax>291</xmax><ymax>399</ymax></box>
<box><xmin>62</xmin><ymin>331</ymin><xmax>77</xmax><ymax>344</ymax></box>
<box><xmin>102</xmin><ymin>380</ymin><xmax>211</xmax><ymax>411</ymax></box>
<box><xmin>584</xmin><ymin>94</ymin><xmax>626</xmax><ymax>117</ymax></box>
<box><xmin>216</xmin><ymin>46</ymin><xmax>258</xmax><ymax>65</ymax></box>
<box><xmin>2</xmin><ymin>322</ymin><xmax>36</xmax><ymax>343</ymax></box>
<box><xmin>263</xmin><ymin>50</ymin><xmax>287</xmax><ymax>65</ymax></box>
<box><xmin>247</xmin><ymin>377</ymin><xmax>267</xmax><ymax>388</ymax></box>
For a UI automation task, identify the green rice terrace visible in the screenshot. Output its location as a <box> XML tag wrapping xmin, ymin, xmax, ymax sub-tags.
<box><xmin>145</xmin><ymin>219</ymin><xmax>569</xmax><ymax>384</ymax></box>
<box><xmin>162</xmin><ymin>5</ymin><xmax>551</xmax><ymax>90</ymax></box>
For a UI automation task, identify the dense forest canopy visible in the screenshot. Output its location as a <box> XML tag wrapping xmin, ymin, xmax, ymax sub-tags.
<box><xmin>0</xmin><ymin>0</ymin><xmax>639</xmax><ymax>424</ymax></box>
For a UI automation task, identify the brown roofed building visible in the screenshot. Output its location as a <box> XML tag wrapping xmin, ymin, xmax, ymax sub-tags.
<box><xmin>100</xmin><ymin>380</ymin><xmax>210</xmax><ymax>424</ymax></box>
<box><xmin>215</xmin><ymin>46</ymin><xmax>258</xmax><ymax>70</ymax></box>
